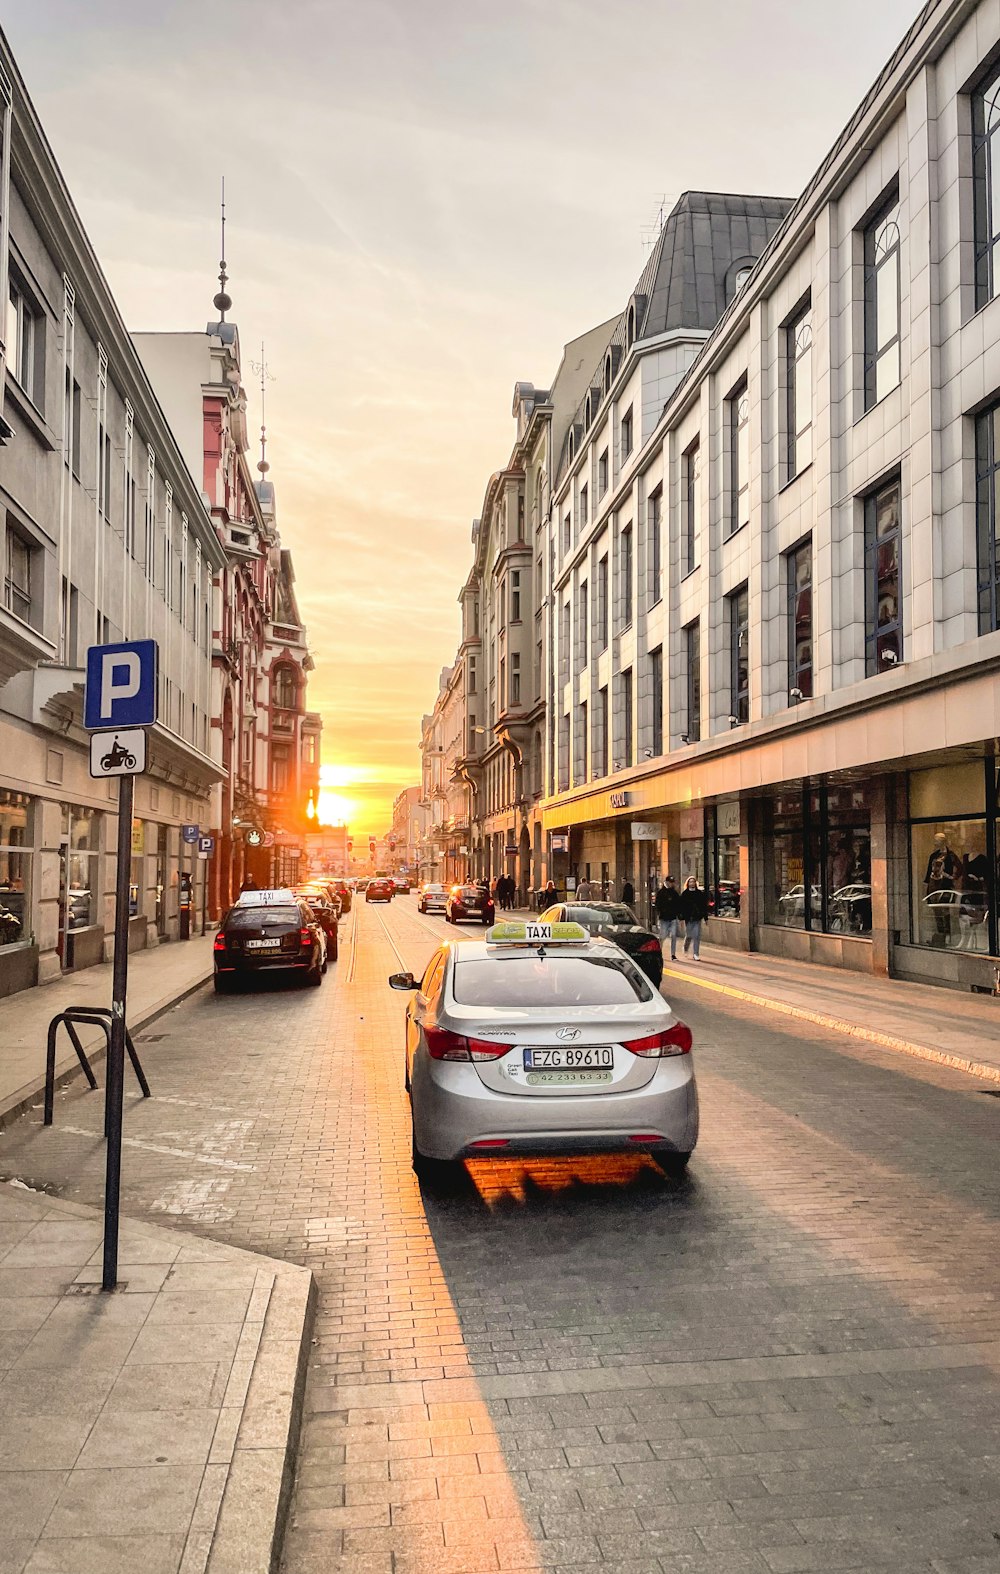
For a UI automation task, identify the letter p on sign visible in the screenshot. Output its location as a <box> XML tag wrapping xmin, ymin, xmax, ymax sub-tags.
<box><xmin>101</xmin><ymin>653</ymin><xmax>141</xmax><ymax>718</ymax></box>
<box><xmin>84</xmin><ymin>640</ymin><xmax>158</xmax><ymax>731</ymax></box>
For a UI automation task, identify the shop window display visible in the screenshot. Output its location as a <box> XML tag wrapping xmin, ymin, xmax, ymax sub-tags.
<box><xmin>0</xmin><ymin>790</ymin><xmax>32</xmax><ymax>947</ymax></box>
<box><xmin>63</xmin><ymin>805</ymin><xmax>99</xmax><ymax>931</ymax></box>
<box><xmin>763</xmin><ymin>783</ymin><xmax>871</xmax><ymax>935</ymax></box>
<box><xmin>908</xmin><ymin>763</ymin><xmax>992</xmax><ymax>952</ymax></box>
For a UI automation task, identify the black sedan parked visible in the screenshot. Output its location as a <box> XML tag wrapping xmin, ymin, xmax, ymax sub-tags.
<box><xmin>213</xmin><ymin>897</ymin><xmax>326</xmax><ymax>992</ymax></box>
<box><xmin>446</xmin><ymin>884</ymin><xmax>496</xmax><ymax>926</ymax></box>
<box><xmin>540</xmin><ymin>901</ymin><xmax>664</xmax><ymax>987</ymax></box>
<box><xmin>293</xmin><ymin>887</ymin><xmax>339</xmax><ymax>961</ymax></box>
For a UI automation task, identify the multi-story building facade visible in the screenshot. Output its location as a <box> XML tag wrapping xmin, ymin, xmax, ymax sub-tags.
<box><xmin>0</xmin><ymin>35</ymin><xmax>225</xmax><ymax>997</ymax></box>
<box><xmin>455</xmin><ymin>325</ymin><xmax>614</xmax><ymax>901</ymax></box>
<box><xmin>539</xmin><ymin>0</ymin><xmax>1000</xmax><ymax>990</ymax></box>
<box><xmin>390</xmin><ymin>785</ymin><xmax>424</xmax><ymax>878</ymax></box>
<box><xmin>134</xmin><ymin>318</ymin><xmax>320</xmax><ymax>911</ymax></box>
<box><xmin>418</xmin><ymin>663</ymin><xmax>468</xmax><ymax>886</ymax></box>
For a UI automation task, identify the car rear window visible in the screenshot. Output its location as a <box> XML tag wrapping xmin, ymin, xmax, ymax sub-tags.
<box><xmin>226</xmin><ymin>906</ymin><xmax>300</xmax><ymax>930</ymax></box>
<box><xmin>569</xmin><ymin>905</ymin><xmax>636</xmax><ymax>927</ymax></box>
<box><xmin>452</xmin><ymin>953</ymin><xmax>653</xmax><ymax>1007</ymax></box>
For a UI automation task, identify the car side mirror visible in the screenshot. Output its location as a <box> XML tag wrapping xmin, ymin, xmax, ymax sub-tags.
<box><xmin>388</xmin><ymin>971</ymin><xmax>417</xmax><ymax>990</ymax></box>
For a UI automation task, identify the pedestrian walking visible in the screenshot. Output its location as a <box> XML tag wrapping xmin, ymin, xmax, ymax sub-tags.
<box><xmin>621</xmin><ymin>878</ymin><xmax>635</xmax><ymax>907</ymax></box>
<box><xmin>653</xmin><ymin>874</ymin><xmax>682</xmax><ymax>960</ymax></box>
<box><xmin>542</xmin><ymin>878</ymin><xmax>557</xmax><ymax>908</ymax></box>
<box><xmin>576</xmin><ymin>875</ymin><xmax>594</xmax><ymax>901</ymax></box>
<box><xmin>679</xmin><ymin>875</ymin><xmax>710</xmax><ymax>960</ymax></box>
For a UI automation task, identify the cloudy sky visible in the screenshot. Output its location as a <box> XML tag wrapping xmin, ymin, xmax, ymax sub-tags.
<box><xmin>5</xmin><ymin>0</ymin><xmax>918</xmax><ymax>829</ymax></box>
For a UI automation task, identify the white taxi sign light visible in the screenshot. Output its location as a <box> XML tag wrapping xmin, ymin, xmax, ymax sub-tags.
<box><xmin>233</xmin><ymin>888</ymin><xmax>297</xmax><ymax>907</ymax></box>
<box><xmin>485</xmin><ymin>920</ymin><xmax>589</xmax><ymax>947</ymax></box>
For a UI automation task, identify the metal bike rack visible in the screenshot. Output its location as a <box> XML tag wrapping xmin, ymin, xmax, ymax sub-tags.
<box><xmin>44</xmin><ymin>1007</ymin><xmax>151</xmax><ymax>1132</ymax></box>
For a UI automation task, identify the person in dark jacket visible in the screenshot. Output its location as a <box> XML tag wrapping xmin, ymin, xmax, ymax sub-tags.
<box><xmin>653</xmin><ymin>875</ymin><xmax>682</xmax><ymax>960</ymax></box>
<box><xmin>679</xmin><ymin>876</ymin><xmax>709</xmax><ymax>960</ymax></box>
<box><xmin>621</xmin><ymin>878</ymin><xmax>635</xmax><ymax>907</ymax></box>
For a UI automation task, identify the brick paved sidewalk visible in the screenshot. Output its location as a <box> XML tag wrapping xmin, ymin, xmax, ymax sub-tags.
<box><xmin>662</xmin><ymin>942</ymin><xmax>1000</xmax><ymax>1082</ymax></box>
<box><xmin>0</xmin><ymin>936</ymin><xmax>215</xmax><ymax>1128</ymax></box>
<box><xmin>0</xmin><ymin>1179</ymin><xmax>313</xmax><ymax>1574</ymax></box>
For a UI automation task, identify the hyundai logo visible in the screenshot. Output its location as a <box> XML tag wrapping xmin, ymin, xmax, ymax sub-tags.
<box><xmin>556</xmin><ymin>1026</ymin><xmax>581</xmax><ymax>1042</ymax></box>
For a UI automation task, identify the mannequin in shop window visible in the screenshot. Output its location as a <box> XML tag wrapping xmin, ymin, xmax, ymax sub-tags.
<box><xmin>924</xmin><ymin>832</ymin><xmax>961</xmax><ymax>946</ymax></box>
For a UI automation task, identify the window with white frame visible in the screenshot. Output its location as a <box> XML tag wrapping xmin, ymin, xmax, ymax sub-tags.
<box><xmin>511</xmin><ymin>651</ymin><xmax>521</xmax><ymax>706</ymax></box>
<box><xmin>6</xmin><ymin>275</ymin><xmax>40</xmax><ymax>404</ymax></box>
<box><xmin>786</xmin><ymin>298</ymin><xmax>812</xmax><ymax>480</ymax></box>
<box><xmin>4</xmin><ymin>523</ymin><xmax>32</xmax><ymax>624</ymax></box>
<box><xmin>621</xmin><ymin>405</ymin><xmax>633</xmax><ymax>461</ymax></box>
<box><xmin>510</xmin><ymin>570</ymin><xmax>521</xmax><ymax>622</ymax></box>
<box><xmin>863</xmin><ymin>187</ymin><xmax>901</xmax><ymax>410</ymax></box>
<box><xmin>619</xmin><ymin>522</ymin><xmax>633</xmax><ymax>628</ymax></box>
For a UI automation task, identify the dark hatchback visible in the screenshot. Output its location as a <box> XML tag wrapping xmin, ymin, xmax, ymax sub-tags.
<box><xmin>446</xmin><ymin>884</ymin><xmax>496</xmax><ymax>926</ymax></box>
<box><xmin>213</xmin><ymin>899</ymin><xmax>326</xmax><ymax>992</ymax></box>
<box><xmin>293</xmin><ymin>888</ymin><xmax>340</xmax><ymax>961</ymax></box>
<box><xmin>540</xmin><ymin>901</ymin><xmax>664</xmax><ymax>987</ymax></box>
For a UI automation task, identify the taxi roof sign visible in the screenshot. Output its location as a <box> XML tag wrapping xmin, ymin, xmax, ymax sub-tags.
<box><xmin>485</xmin><ymin>919</ymin><xmax>589</xmax><ymax>947</ymax></box>
<box><xmin>233</xmin><ymin>888</ymin><xmax>297</xmax><ymax>907</ymax></box>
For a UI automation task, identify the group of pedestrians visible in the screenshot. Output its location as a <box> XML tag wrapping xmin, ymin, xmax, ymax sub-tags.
<box><xmin>653</xmin><ymin>874</ymin><xmax>710</xmax><ymax>961</ymax></box>
<box><xmin>491</xmin><ymin>874</ymin><xmax>518</xmax><ymax>910</ymax></box>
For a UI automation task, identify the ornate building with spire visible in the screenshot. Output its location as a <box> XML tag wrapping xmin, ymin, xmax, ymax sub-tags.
<box><xmin>133</xmin><ymin>200</ymin><xmax>320</xmax><ymax>911</ymax></box>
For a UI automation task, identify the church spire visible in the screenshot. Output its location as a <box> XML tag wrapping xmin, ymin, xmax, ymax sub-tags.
<box><xmin>212</xmin><ymin>176</ymin><xmax>232</xmax><ymax>321</ymax></box>
<box><xmin>257</xmin><ymin>341</ymin><xmax>270</xmax><ymax>477</ymax></box>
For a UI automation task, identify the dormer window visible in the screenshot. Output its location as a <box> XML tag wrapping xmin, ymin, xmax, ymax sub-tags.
<box><xmin>728</xmin><ymin>259</ymin><xmax>756</xmax><ymax>301</ymax></box>
<box><xmin>584</xmin><ymin>393</ymin><xmax>592</xmax><ymax>429</ymax></box>
<box><xmin>568</xmin><ymin>429</ymin><xmax>576</xmax><ymax>459</ymax></box>
<box><xmin>605</xmin><ymin>352</ymin><xmax>613</xmax><ymax>392</ymax></box>
<box><xmin>626</xmin><ymin>304</ymin><xmax>636</xmax><ymax>347</ymax></box>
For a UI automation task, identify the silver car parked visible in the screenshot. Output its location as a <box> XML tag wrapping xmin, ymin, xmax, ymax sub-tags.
<box><xmin>389</xmin><ymin>922</ymin><xmax>698</xmax><ymax>1180</ymax></box>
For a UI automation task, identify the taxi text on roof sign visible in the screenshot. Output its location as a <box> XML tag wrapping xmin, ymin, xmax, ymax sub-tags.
<box><xmin>485</xmin><ymin>920</ymin><xmax>590</xmax><ymax>946</ymax></box>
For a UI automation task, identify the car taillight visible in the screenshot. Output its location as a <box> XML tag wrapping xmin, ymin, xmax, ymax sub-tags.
<box><xmin>623</xmin><ymin>1021</ymin><xmax>692</xmax><ymax>1057</ymax></box>
<box><xmin>300</xmin><ymin>928</ymin><xmax>312</xmax><ymax>946</ymax></box>
<box><xmin>213</xmin><ymin>932</ymin><xmax>226</xmax><ymax>952</ymax></box>
<box><xmin>638</xmin><ymin>939</ymin><xmax>661</xmax><ymax>953</ymax></box>
<box><xmin>424</xmin><ymin>1027</ymin><xmax>512</xmax><ymax>1062</ymax></box>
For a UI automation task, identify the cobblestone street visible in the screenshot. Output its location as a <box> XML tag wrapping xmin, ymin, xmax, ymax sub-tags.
<box><xmin>3</xmin><ymin>900</ymin><xmax>1000</xmax><ymax>1572</ymax></box>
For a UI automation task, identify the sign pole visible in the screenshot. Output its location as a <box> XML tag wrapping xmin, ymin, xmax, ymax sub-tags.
<box><xmin>103</xmin><ymin>770</ymin><xmax>133</xmax><ymax>1292</ymax></box>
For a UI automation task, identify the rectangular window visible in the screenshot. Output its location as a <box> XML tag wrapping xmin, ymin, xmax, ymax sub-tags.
<box><xmin>786</xmin><ymin>299</ymin><xmax>812</xmax><ymax>480</ymax></box>
<box><xmin>468</xmin><ymin>654</ymin><xmax>477</xmax><ymax>695</ymax></box>
<box><xmin>650</xmin><ymin>646</ymin><xmax>663</xmax><ymax>756</ymax></box>
<box><xmin>729</xmin><ymin>584</ymin><xmax>749</xmax><ymax>723</ymax></box>
<box><xmin>973</xmin><ymin>66</ymin><xmax>1000</xmax><ymax>309</ymax></box>
<box><xmin>271</xmin><ymin>746</ymin><xmax>289</xmax><ymax>794</ymax></box>
<box><xmin>560</xmin><ymin>601</ymin><xmax>571</xmax><ymax>683</ymax></box>
<box><xmin>71</xmin><ymin>380</ymin><xmax>82</xmax><ymax>478</ymax></box>
<box><xmin>499</xmin><ymin>654</ymin><xmax>506</xmax><ymax>708</ymax></box>
<box><xmin>576</xmin><ymin>700</ymin><xmax>587</xmax><ymax>784</ymax></box>
<box><xmin>468</xmin><ymin>713</ymin><xmax>477</xmax><ymax>752</ymax></box>
<box><xmin>599</xmin><ymin>448</ymin><xmax>609</xmax><ymax>496</ymax></box>
<box><xmin>510</xmin><ymin>570</ymin><xmax>521</xmax><ymax>622</ymax></box>
<box><xmin>620</xmin><ymin>523</ymin><xmax>633</xmax><ymax>628</ymax></box>
<box><xmin>597</xmin><ymin>553</ymin><xmax>609</xmax><ymax>651</ymax></box>
<box><xmin>6</xmin><ymin>276</ymin><xmax>38</xmax><ymax>403</ymax></box>
<box><xmin>621</xmin><ymin>405</ymin><xmax>633</xmax><ymax>461</ymax></box>
<box><xmin>685</xmin><ymin>621</ymin><xmax>701</xmax><ymax>743</ymax></box>
<box><xmin>4</xmin><ymin>527</ymin><xmax>32</xmax><ymax>623</ymax></box>
<box><xmin>577</xmin><ymin>579</ymin><xmax>588</xmax><ymax>671</ymax></box>
<box><xmin>562</xmin><ymin>513</ymin><xmax>571</xmax><ymax>554</ymax></box>
<box><xmin>620</xmin><ymin>668</ymin><xmax>633</xmax><ymax>767</ymax></box>
<box><xmin>728</xmin><ymin>379</ymin><xmax>749</xmax><ymax>534</ymax></box>
<box><xmin>579</xmin><ymin>484</ymin><xmax>588</xmax><ymax>529</ymax></box>
<box><xmin>0</xmin><ymin>788</ymin><xmax>33</xmax><ymax>951</ymax></box>
<box><xmin>975</xmin><ymin>403</ymin><xmax>1000</xmax><ymax>632</ymax></box>
<box><xmin>511</xmin><ymin>651</ymin><xmax>521</xmax><ymax>706</ymax></box>
<box><xmin>908</xmin><ymin>763</ymin><xmax>992</xmax><ymax>953</ymax></box>
<box><xmin>596</xmin><ymin>685</ymin><xmax>609</xmax><ymax>777</ymax></box>
<box><xmin>787</xmin><ymin>538</ymin><xmax>813</xmax><ymax>699</ymax></box>
<box><xmin>763</xmin><ymin>783</ymin><xmax>872</xmax><ymax>936</ymax></box>
<box><xmin>684</xmin><ymin>440</ymin><xmax>700</xmax><ymax>573</ymax></box>
<box><xmin>863</xmin><ymin>188</ymin><xmax>901</xmax><ymax>410</ymax></box>
<box><xmin>864</xmin><ymin>475</ymin><xmax>902</xmax><ymax>674</ymax></box>
<box><xmin>648</xmin><ymin>488</ymin><xmax>662</xmax><ymax>605</ymax></box>
<box><xmin>559</xmin><ymin>713</ymin><xmax>570</xmax><ymax>791</ymax></box>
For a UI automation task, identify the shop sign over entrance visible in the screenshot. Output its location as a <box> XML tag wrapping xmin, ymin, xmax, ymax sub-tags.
<box><xmin>630</xmin><ymin>821</ymin><xmax>660</xmax><ymax>841</ymax></box>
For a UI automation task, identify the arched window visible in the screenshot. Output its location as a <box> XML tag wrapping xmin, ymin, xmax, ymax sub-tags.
<box><xmin>626</xmin><ymin>304</ymin><xmax>636</xmax><ymax>347</ymax></box>
<box><xmin>273</xmin><ymin>664</ymin><xmax>297</xmax><ymax>709</ymax></box>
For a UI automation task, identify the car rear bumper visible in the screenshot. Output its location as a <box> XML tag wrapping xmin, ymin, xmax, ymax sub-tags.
<box><xmin>215</xmin><ymin>956</ymin><xmax>312</xmax><ymax>976</ymax></box>
<box><xmin>411</xmin><ymin>1058</ymin><xmax>698</xmax><ymax>1160</ymax></box>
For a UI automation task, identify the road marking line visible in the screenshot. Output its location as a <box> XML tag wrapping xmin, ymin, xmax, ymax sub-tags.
<box><xmin>660</xmin><ymin>964</ymin><xmax>1000</xmax><ymax>1085</ymax></box>
<box><xmin>60</xmin><ymin>1124</ymin><xmax>256</xmax><ymax>1170</ymax></box>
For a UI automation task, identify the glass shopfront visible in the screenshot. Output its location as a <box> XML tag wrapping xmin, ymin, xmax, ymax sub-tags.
<box><xmin>908</xmin><ymin>762</ymin><xmax>991</xmax><ymax>952</ymax></box>
<box><xmin>763</xmin><ymin>781</ymin><xmax>872</xmax><ymax>935</ymax></box>
<box><xmin>0</xmin><ymin>790</ymin><xmax>33</xmax><ymax>948</ymax></box>
<box><xmin>62</xmin><ymin>804</ymin><xmax>99</xmax><ymax>933</ymax></box>
<box><xmin>708</xmin><ymin>801</ymin><xmax>741</xmax><ymax>919</ymax></box>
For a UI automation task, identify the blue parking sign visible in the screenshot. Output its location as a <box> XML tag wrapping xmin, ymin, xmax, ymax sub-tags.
<box><xmin>84</xmin><ymin>641</ymin><xmax>158</xmax><ymax>730</ymax></box>
<box><xmin>181</xmin><ymin>824</ymin><xmax>200</xmax><ymax>844</ymax></box>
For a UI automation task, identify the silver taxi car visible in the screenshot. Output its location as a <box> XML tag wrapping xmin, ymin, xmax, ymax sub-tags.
<box><xmin>389</xmin><ymin>920</ymin><xmax>697</xmax><ymax>1179</ymax></box>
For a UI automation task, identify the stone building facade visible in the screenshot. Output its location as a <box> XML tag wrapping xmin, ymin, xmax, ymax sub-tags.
<box><xmin>0</xmin><ymin>35</ymin><xmax>225</xmax><ymax>996</ymax></box>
